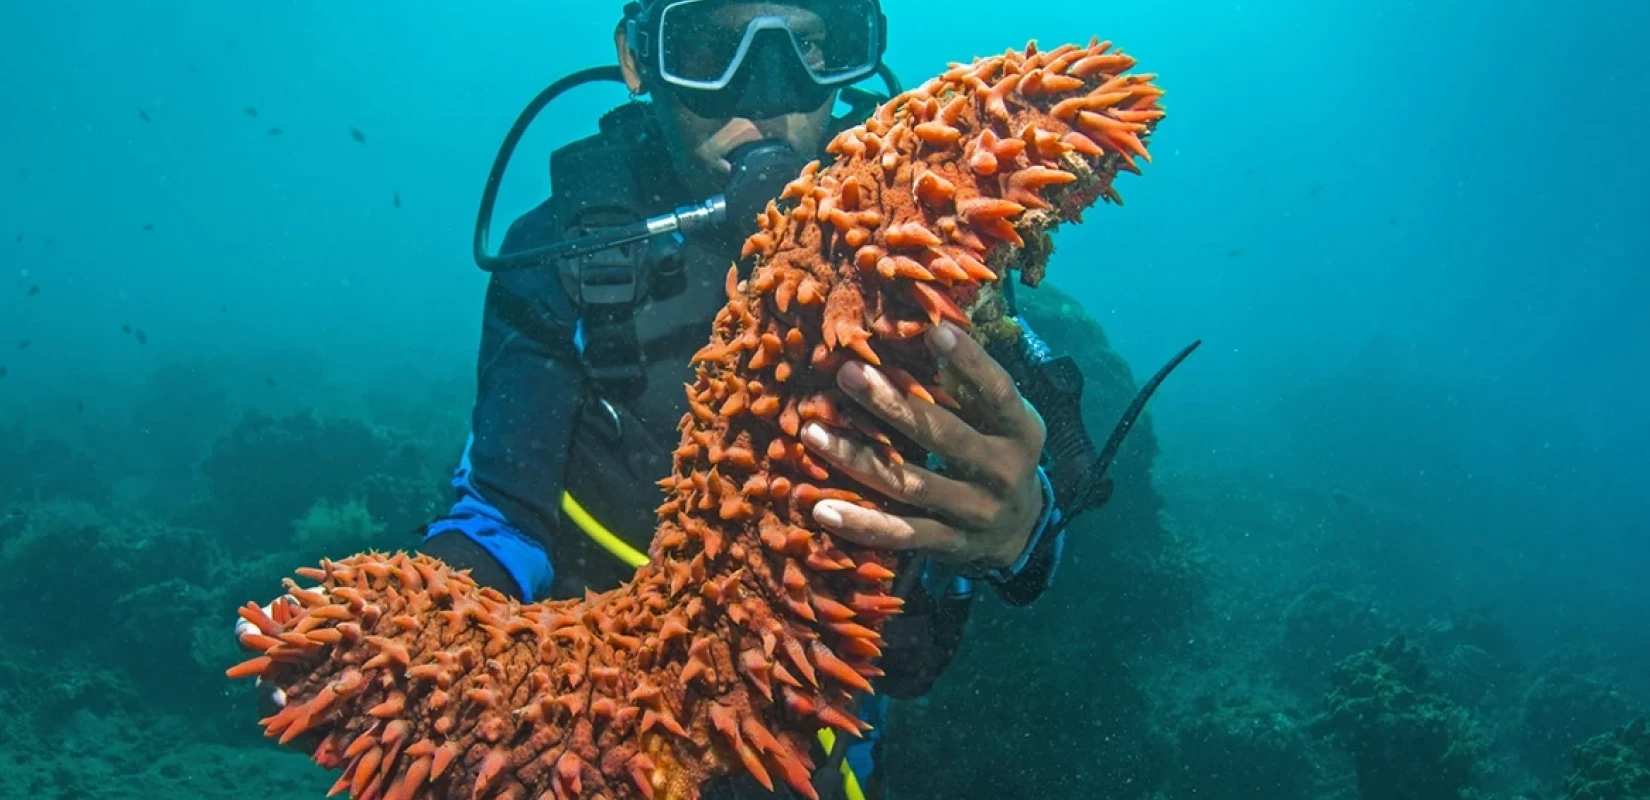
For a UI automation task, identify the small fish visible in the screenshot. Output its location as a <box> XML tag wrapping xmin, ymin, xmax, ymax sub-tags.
<box><xmin>43</xmin><ymin>237</ymin><xmax>52</xmax><ymax>248</ymax></box>
<box><xmin>1332</xmin><ymin>489</ymin><xmax>1350</xmax><ymax>506</ymax></box>
<box><xmin>244</xmin><ymin>106</ymin><xmax>259</xmax><ymax>118</ymax></box>
<box><xmin>17</xmin><ymin>339</ymin><xmax>29</xmax><ymax>350</ymax></box>
<box><xmin>267</xmin><ymin>127</ymin><xmax>282</xmax><ymax>136</ymax></box>
<box><xmin>393</xmin><ymin>191</ymin><xmax>401</xmax><ymax>209</ymax></box>
<box><xmin>121</xmin><ymin>324</ymin><xmax>132</xmax><ymax>335</ymax></box>
<box><xmin>77</xmin><ymin>400</ymin><xmax>84</xmax><ymax>412</ymax></box>
<box><xmin>1226</xmin><ymin>248</ymin><xmax>1243</xmax><ymax>258</ymax></box>
<box><xmin>1309</xmin><ymin>184</ymin><xmax>1322</xmax><ymax>196</ymax></box>
<box><xmin>27</xmin><ymin>285</ymin><xmax>38</xmax><ymax>296</ymax></box>
<box><xmin>220</xmin><ymin>304</ymin><xmax>227</xmax><ymax>313</ymax></box>
<box><xmin>13</xmin><ymin>233</ymin><xmax>19</xmax><ymax>243</ymax></box>
<box><xmin>348</xmin><ymin>127</ymin><xmax>366</xmax><ymax>144</ymax></box>
<box><xmin>0</xmin><ymin>366</ymin><xmax>6</xmax><ymax>378</ymax></box>
<box><xmin>134</xmin><ymin>330</ymin><xmax>148</xmax><ymax>345</ymax></box>
<box><xmin>142</xmin><ymin>222</ymin><xmax>155</xmax><ymax>232</ymax></box>
<box><xmin>265</xmin><ymin>377</ymin><xmax>277</xmax><ymax>388</ymax></box>
<box><xmin>137</xmin><ymin>108</ymin><xmax>151</xmax><ymax>123</ymax></box>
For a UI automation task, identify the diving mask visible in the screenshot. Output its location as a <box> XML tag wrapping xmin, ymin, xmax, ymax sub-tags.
<box><xmin>627</xmin><ymin>0</ymin><xmax>888</xmax><ymax>118</ymax></box>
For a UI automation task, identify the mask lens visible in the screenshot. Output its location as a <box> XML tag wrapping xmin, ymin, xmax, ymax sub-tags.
<box><xmin>657</xmin><ymin>1</ymin><xmax>747</xmax><ymax>84</ymax></box>
<box><xmin>656</xmin><ymin>0</ymin><xmax>879</xmax><ymax>89</ymax></box>
<box><xmin>793</xmin><ymin>0</ymin><xmax>875</xmax><ymax>83</ymax></box>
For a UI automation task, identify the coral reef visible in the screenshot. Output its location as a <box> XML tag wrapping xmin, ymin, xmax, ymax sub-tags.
<box><xmin>0</xmin><ymin>647</ymin><xmax>141</xmax><ymax>731</ymax></box>
<box><xmin>295</xmin><ymin>498</ymin><xmax>390</xmax><ymax>556</ymax></box>
<box><xmin>1312</xmin><ymin>636</ymin><xmax>1485</xmax><ymax>800</ymax></box>
<box><xmin>1169</xmin><ymin>692</ymin><xmax>1315</xmax><ymax>800</ymax></box>
<box><xmin>0</xmin><ymin>499</ymin><xmax>267</xmax><ymax>717</ymax></box>
<box><xmin>199</xmin><ymin>409</ymin><xmax>444</xmax><ymax>551</ymax></box>
<box><xmin>0</xmin><ymin>708</ymin><xmax>331</xmax><ymax>800</ymax></box>
<box><xmin>0</xmin><ymin>424</ymin><xmax>108</xmax><ymax>505</ymax></box>
<box><xmin>0</xmin><ymin>479</ymin><xmax>444</xmax><ymax>739</ymax></box>
<box><xmin>0</xmin><ymin>500</ymin><xmax>217</xmax><ymax>653</ymax></box>
<box><xmin>229</xmin><ymin>40</ymin><xmax>1163</xmax><ymax>800</ymax></box>
<box><xmin>126</xmin><ymin>361</ymin><xmax>238</xmax><ymax>490</ymax></box>
<box><xmin>1522</xmin><ymin>666</ymin><xmax>1640</xmax><ymax>785</ymax></box>
<box><xmin>1562</xmin><ymin>717</ymin><xmax>1650</xmax><ymax>800</ymax></box>
<box><xmin>886</xmin><ymin>644</ymin><xmax>1170</xmax><ymax>799</ymax></box>
<box><xmin>1418</xmin><ymin>607</ymin><xmax>1526</xmax><ymax>713</ymax></box>
<box><xmin>1279</xmin><ymin>585</ymin><xmax>1395</xmax><ymax>690</ymax></box>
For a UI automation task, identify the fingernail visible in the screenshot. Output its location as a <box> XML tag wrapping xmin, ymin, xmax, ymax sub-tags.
<box><xmin>839</xmin><ymin>360</ymin><xmax>868</xmax><ymax>391</ymax></box>
<box><xmin>803</xmin><ymin>422</ymin><xmax>831</xmax><ymax>449</ymax></box>
<box><xmin>814</xmin><ymin>501</ymin><xmax>843</xmax><ymax>527</ymax></box>
<box><xmin>930</xmin><ymin>323</ymin><xmax>957</xmax><ymax>352</ymax></box>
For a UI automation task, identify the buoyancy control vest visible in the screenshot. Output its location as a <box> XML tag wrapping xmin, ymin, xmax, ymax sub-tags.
<box><xmin>538</xmin><ymin>101</ymin><xmax>738</xmax><ymax>596</ymax></box>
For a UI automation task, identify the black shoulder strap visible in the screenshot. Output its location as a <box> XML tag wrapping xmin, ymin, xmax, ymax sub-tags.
<box><xmin>550</xmin><ymin>102</ymin><xmax>662</xmax><ymax>227</ymax></box>
<box><xmin>546</xmin><ymin>102</ymin><xmax>681</xmax><ymax>399</ymax></box>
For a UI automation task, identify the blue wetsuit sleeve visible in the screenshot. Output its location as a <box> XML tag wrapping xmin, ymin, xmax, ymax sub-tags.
<box><xmin>421</xmin><ymin>201</ymin><xmax>584</xmax><ymax>603</ymax></box>
<box><xmin>423</xmin><ymin>438</ymin><xmax>558</xmax><ymax>602</ymax></box>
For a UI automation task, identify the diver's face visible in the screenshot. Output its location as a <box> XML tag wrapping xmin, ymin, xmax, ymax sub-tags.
<box><xmin>652</xmin><ymin>3</ymin><xmax>836</xmax><ymax>196</ymax></box>
<box><xmin>654</xmin><ymin>88</ymin><xmax>835</xmax><ymax>197</ymax></box>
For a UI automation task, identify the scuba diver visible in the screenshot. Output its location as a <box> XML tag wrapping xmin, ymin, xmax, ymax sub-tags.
<box><xmin>241</xmin><ymin>1</ymin><xmax>1199</xmax><ymax>798</ymax></box>
<box><xmin>432</xmin><ymin>6</ymin><xmax>1072</xmax><ymax>797</ymax></box>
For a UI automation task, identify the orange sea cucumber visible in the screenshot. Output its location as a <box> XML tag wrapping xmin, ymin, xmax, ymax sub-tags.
<box><xmin>230</xmin><ymin>38</ymin><xmax>1163</xmax><ymax>800</ymax></box>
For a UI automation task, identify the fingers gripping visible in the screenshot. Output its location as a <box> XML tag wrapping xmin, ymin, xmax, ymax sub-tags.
<box><xmin>929</xmin><ymin>323</ymin><xmax>1045</xmax><ymax>451</ymax></box>
<box><xmin>840</xmin><ymin>360</ymin><xmax>992</xmax><ymax>468</ymax></box>
<box><xmin>802</xmin><ymin>422</ymin><xmax>995</xmax><ymax>527</ymax></box>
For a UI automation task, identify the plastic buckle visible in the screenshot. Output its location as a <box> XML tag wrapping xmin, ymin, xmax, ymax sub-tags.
<box><xmin>579</xmin><ymin>321</ymin><xmax>646</xmax><ymax>398</ymax></box>
<box><xmin>575</xmin><ymin>251</ymin><xmax>641</xmax><ymax>309</ymax></box>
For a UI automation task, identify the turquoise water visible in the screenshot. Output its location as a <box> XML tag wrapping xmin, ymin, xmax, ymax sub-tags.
<box><xmin>1</xmin><ymin>1</ymin><xmax>1645</xmax><ymax>798</ymax></box>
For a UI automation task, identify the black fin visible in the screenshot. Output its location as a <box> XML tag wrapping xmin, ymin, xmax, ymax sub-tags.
<box><xmin>1026</xmin><ymin>355</ymin><xmax>1089</xmax><ymax>458</ymax></box>
<box><xmin>1070</xmin><ymin>339</ymin><xmax>1201</xmax><ymax>521</ymax></box>
<box><xmin>995</xmin><ymin>343</ymin><xmax>1100</xmax><ymax>513</ymax></box>
<box><xmin>1089</xmin><ymin>476</ymin><xmax>1114</xmax><ymax>510</ymax></box>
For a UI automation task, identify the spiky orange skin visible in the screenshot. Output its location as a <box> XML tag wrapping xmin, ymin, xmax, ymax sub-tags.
<box><xmin>229</xmin><ymin>39</ymin><xmax>1161</xmax><ymax>800</ymax></box>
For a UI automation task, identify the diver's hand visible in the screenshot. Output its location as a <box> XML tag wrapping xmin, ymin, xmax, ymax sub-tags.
<box><xmin>803</xmin><ymin>322</ymin><xmax>1046</xmax><ymax>568</ymax></box>
<box><xmin>232</xmin><ymin>592</ymin><xmax>319</xmax><ymax>711</ymax></box>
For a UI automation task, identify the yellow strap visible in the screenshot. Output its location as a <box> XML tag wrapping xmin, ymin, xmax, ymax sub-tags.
<box><xmin>816</xmin><ymin>729</ymin><xmax>869</xmax><ymax>800</ymax></box>
<box><xmin>560</xmin><ymin>491</ymin><xmax>650</xmax><ymax>568</ymax></box>
<box><xmin>562</xmin><ymin>491</ymin><xmax>869</xmax><ymax>800</ymax></box>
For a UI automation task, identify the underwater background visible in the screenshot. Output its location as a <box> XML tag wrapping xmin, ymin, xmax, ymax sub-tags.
<box><xmin>2</xmin><ymin>0</ymin><xmax>1646</xmax><ymax>798</ymax></box>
